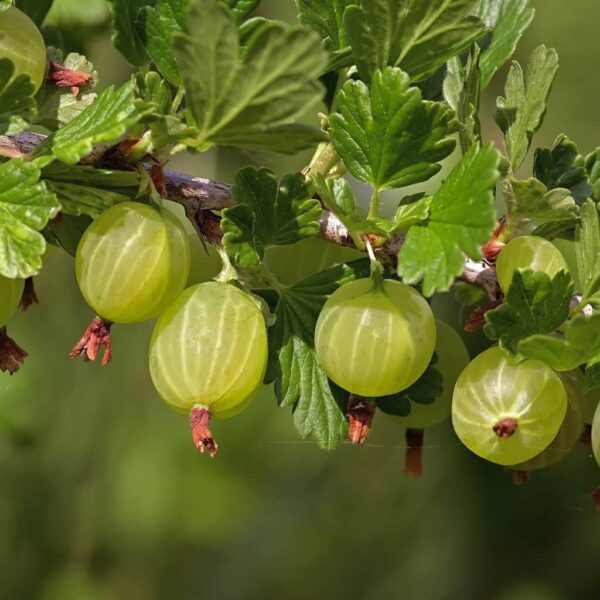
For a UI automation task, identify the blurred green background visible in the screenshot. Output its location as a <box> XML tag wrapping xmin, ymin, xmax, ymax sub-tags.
<box><xmin>1</xmin><ymin>1</ymin><xmax>600</xmax><ymax>598</ymax></box>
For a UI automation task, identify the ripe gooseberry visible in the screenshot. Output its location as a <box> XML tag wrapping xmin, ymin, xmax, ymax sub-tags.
<box><xmin>452</xmin><ymin>347</ymin><xmax>567</xmax><ymax>466</ymax></box>
<box><xmin>0</xmin><ymin>7</ymin><xmax>46</xmax><ymax>92</ymax></box>
<box><xmin>315</xmin><ymin>277</ymin><xmax>436</xmax><ymax>397</ymax></box>
<box><xmin>75</xmin><ymin>202</ymin><xmax>190</xmax><ymax>323</ymax></box>
<box><xmin>149</xmin><ymin>282</ymin><xmax>268</xmax><ymax>456</ymax></box>
<box><xmin>495</xmin><ymin>235</ymin><xmax>569</xmax><ymax>293</ymax></box>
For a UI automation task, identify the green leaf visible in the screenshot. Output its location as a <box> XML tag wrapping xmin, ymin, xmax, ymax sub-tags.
<box><xmin>295</xmin><ymin>0</ymin><xmax>354</xmax><ymax>71</ymax></box>
<box><xmin>137</xmin><ymin>0</ymin><xmax>187</xmax><ymax>85</ymax></box>
<box><xmin>34</xmin><ymin>49</ymin><xmax>97</xmax><ymax>130</ymax></box>
<box><xmin>0</xmin><ymin>159</ymin><xmax>60</xmax><ymax>278</ymax></box>
<box><xmin>397</xmin><ymin>143</ymin><xmax>500</xmax><ymax>296</ymax></box>
<box><xmin>494</xmin><ymin>45</ymin><xmax>559</xmax><ymax>170</ymax></box>
<box><xmin>344</xmin><ymin>0</ymin><xmax>486</xmax><ymax>83</ymax></box>
<box><xmin>49</xmin><ymin>81</ymin><xmax>153</xmax><ymax>164</ymax></box>
<box><xmin>483</xmin><ymin>269</ymin><xmax>573</xmax><ymax>354</ymax></box>
<box><xmin>221</xmin><ymin>168</ymin><xmax>322</xmax><ymax>267</ymax></box>
<box><xmin>15</xmin><ymin>0</ymin><xmax>53</xmax><ymax>25</ymax></box>
<box><xmin>45</xmin><ymin>214</ymin><xmax>93</xmax><ymax>257</ymax></box>
<box><xmin>443</xmin><ymin>44</ymin><xmax>481</xmax><ymax>153</ymax></box>
<box><xmin>173</xmin><ymin>0</ymin><xmax>327</xmax><ymax>153</ymax></box>
<box><xmin>533</xmin><ymin>135</ymin><xmax>591</xmax><ymax>203</ymax></box>
<box><xmin>517</xmin><ymin>314</ymin><xmax>600</xmax><ymax>371</ymax></box>
<box><xmin>46</xmin><ymin>182</ymin><xmax>130</xmax><ymax>217</ymax></box>
<box><xmin>109</xmin><ymin>0</ymin><xmax>154</xmax><ymax>66</ymax></box>
<box><xmin>476</xmin><ymin>0</ymin><xmax>535</xmax><ymax>88</ymax></box>
<box><xmin>575</xmin><ymin>199</ymin><xmax>600</xmax><ymax>305</ymax></box>
<box><xmin>0</xmin><ymin>59</ymin><xmax>36</xmax><ymax>135</ymax></box>
<box><xmin>501</xmin><ymin>177</ymin><xmax>579</xmax><ymax>234</ymax></box>
<box><xmin>392</xmin><ymin>194</ymin><xmax>432</xmax><ymax>231</ymax></box>
<box><xmin>42</xmin><ymin>163</ymin><xmax>140</xmax><ymax>190</ymax></box>
<box><xmin>266</xmin><ymin>259</ymin><xmax>371</xmax><ymax>449</ymax></box>
<box><xmin>329</xmin><ymin>67</ymin><xmax>456</xmax><ymax>191</ymax></box>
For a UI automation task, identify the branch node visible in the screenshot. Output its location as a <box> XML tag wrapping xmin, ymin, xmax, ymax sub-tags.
<box><xmin>69</xmin><ymin>317</ymin><xmax>113</xmax><ymax>366</ymax></box>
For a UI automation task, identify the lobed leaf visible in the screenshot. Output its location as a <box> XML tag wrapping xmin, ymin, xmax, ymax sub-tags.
<box><xmin>517</xmin><ymin>314</ymin><xmax>600</xmax><ymax>371</ymax></box>
<box><xmin>397</xmin><ymin>143</ymin><xmax>499</xmax><ymax>296</ymax></box>
<box><xmin>494</xmin><ymin>45</ymin><xmax>559</xmax><ymax>170</ymax></box>
<box><xmin>575</xmin><ymin>199</ymin><xmax>600</xmax><ymax>305</ymax></box>
<box><xmin>49</xmin><ymin>81</ymin><xmax>153</xmax><ymax>164</ymax></box>
<box><xmin>344</xmin><ymin>0</ymin><xmax>486</xmax><ymax>83</ymax></box>
<box><xmin>173</xmin><ymin>0</ymin><xmax>327</xmax><ymax>153</ymax></box>
<box><xmin>329</xmin><ymin>67</ymin><xmax>457</xmax><ymax>191</ymax></box>
<box><xmin>221</xmin><ymin>167</ymin><xmax>322</xmax><ymax>267</ymax></box>
<box><xmin>109</xmin><ymin>0</ymin><xmax>153</xmax><ymax>67</ymax></box>
<box><xmin>476</xmin><ymin>0</ymin><xmax>535</xmax><ymax>88</ymax></box>
<box><xmin>265</xmin><ymin>259</ymin><xmax>371</xmax><ymax>449</ymax></box>
<box><xmin>0</xmin><ymin>159</ymin><xmax>60</xmax><ymax>278</ymax></box>
<box><xmin>484</xmin><ymin>269</ymin><xmax>573</xmax><ymax>354</ymax></box>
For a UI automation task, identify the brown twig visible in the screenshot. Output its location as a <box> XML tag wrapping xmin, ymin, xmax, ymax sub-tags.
<box><xmin>0</xmin><ymin>132</ymin><xmax>502</xmax><ymax>301</ymax></box>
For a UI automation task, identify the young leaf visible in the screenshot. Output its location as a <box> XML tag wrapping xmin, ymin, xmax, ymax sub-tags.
<box><xmin>173</xmin><ymin>0</ymin><xmax>327</xmax><ymax>153</ymax></box>
<box><xmin>344</xmin><ymin>0</ymin><xmax>486</xmax><ymax>83</ymax></box>
<box><xmin>397</xmin><ymin>143</ymin><xmax>500</xmax><ymax>296</ymax></box>
<box><xmin>484</xmin><ymin>269</ymin><xmax>573</xmax><ymax>354</ymax></box>
<box><xmin>517</xmin><ymin>314</ymin><xmax>600</xmax><ymax>371</ymax></box>
<box><xmin>109</xmin><ymin>0</ymin><xmax>153</xmax><ymax>66</ymax></box>
<box><xmin>265</xmin><ymin>259</ymin><xmax>371</xmax><ymax>449</ymax></box>
<box><xmin>502</xmin><ymin>177</ymin><xmax>579</xmax><ymax>233</ymax></box>
<box><xmin>584</xmin><ymin>360</ymin><xmax>600</xmax><ymax>394</ymax></box>
<box><xmin>392</xmin><ymin>195</ymin><xmax>432</xmax><ymax>232</ymax></box>
<box><xmin>476</xmin><ymin>0</ymin><xmax>535</xmax><ymax>88</ymax></box>
<box><xmin>221</xmin><ymin>168</ymin><xmax>322</xmax><ymax>267</ymax></box>
<box><xmin>494</xmin><ymin>45</ymin><xmax>559</xmax><ymax>170</ymax></box>
<box><xmin>329</xmin><ymin>67</ymin><xmax>456</xmax><ymax>191</ymax></box>
<box><xmin>0</xmin><ymin>159</ymin><xmax>60</xmax><ymax>278</ymax></box>
<box><xmin>575</xmin><ymin>199</ymin><xmax>600</xmax><ymax>305</ymax></box>
<box><xmin>295</xmin><ymin>0</ymin><xmax>354</xmax><ymax>71</ymax></box>
<box><xmin>34</xmin><ymin>49</ymin><xmax>97</xmax><ymax>130</ymax></box>
<box><xmin>137</xmin><ymin>0</ymin><xmax>188</xmax><ymax>85</ymax></box>
<box><xmin>49</xmin><ymin>81</ymin><xmax>153</xmax><ymax>164</ymax></box>
<box><xmin>443</xmin><ymin>45</ymin><xmax>481</xmax><ymax>153</ymax></box>
<box><xmin>0</xmin><ymin>59</ymin><xmax>36</xmax><ymax>135</ymax></box>
<box><xmin>533</xmin><ymin>135</ymin><xmax>591</xmax><ymax>203</ymax></box>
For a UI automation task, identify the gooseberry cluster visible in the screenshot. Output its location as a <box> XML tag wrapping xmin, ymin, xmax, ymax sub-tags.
<box><xmin>0</xmin><ymin>0</ymin><xmax>599</xmax><ymax>509</ymax></box>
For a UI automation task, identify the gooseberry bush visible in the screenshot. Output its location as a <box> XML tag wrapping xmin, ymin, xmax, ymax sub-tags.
<box><xmin>1</xmin><ymin>0</ymin><xmax>600</xmax><ymax>503</ymax></box>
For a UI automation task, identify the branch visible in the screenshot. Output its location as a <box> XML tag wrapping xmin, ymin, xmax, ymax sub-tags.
<box><xmin>0</xmin><ymin>132</ymin><xmax>501</xmax><ymax>301</ymax></box>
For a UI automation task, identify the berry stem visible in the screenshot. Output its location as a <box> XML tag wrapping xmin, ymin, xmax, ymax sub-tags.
<box><xmin>404</xmin><ymin>428</ymin><xmax>424</xmax><ymax>477</ymax></box>
<box><xmin>493</xmin><ymin>418</ymin><xmax>518</xmax><ymax>438</ymax></box>
<box><xmin>580</xmin><ymin>424</ymin><xmax>592</xmax><ymax>450</ymax></box>
<box><xmin>189</xmin><ymin>405</ymin><xmax>218</xmax><ymax>457</ymax></box>
<box><xmin>19</xmin><ymin>277</ymin><xmax>39</xmax><ymax>311</ymax></box>
<box><xmin>69</xmin><ymin>317</ymin><xmax>113</xmax><ymax>366</ymax></box>
<box><xmin>347</xmin><ymin>395</ymin><xmax>376</xmax><ymax>445</ymax></box>
<box><xmin>0</xmin><ymin>327</ymin><xmax>27</xmax><ymax>374</ymax></box>
<box><xmin>511</xmin><ymin>470</ymin><xmax>530</xmax><ymax>485</ymax></box>
<box><xmin>591</xmin><ymin>486</ymin><xmax>600</xmax><ymax>511</ymax></box>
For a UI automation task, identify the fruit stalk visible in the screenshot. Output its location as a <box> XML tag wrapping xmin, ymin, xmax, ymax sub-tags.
<box><xmin>404</xmin><ymin>428</ymin><xmax>424</xmax><ymax>477</ymax></box>
<box><xmin>189</xmin><ymin>405</ymin><xmax>218</xmax><ymax>457</ymax></box>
